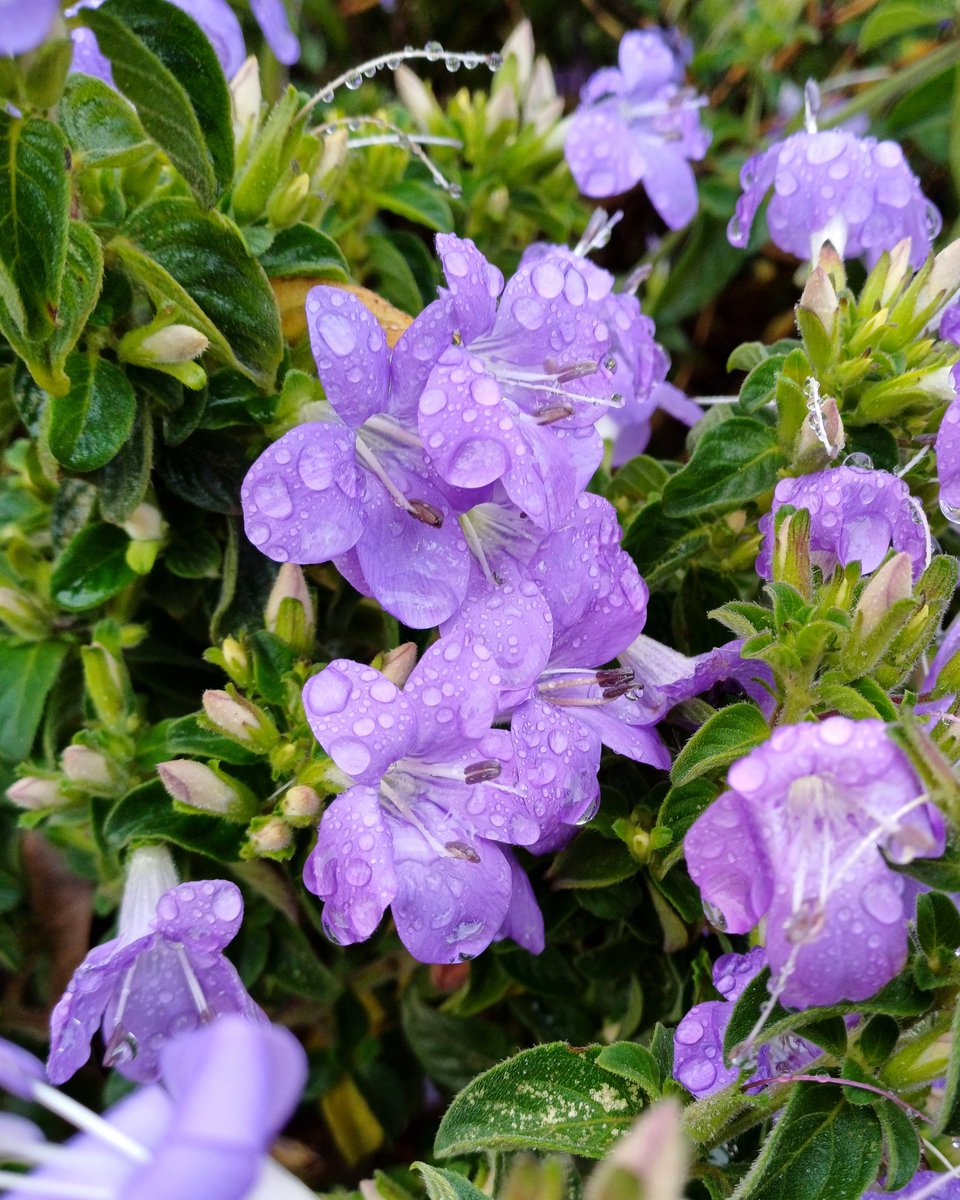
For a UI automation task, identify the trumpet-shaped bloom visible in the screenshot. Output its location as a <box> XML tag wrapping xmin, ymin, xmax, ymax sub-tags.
<box><xmin>301</xmin><ymin>636</ymin><xmax>545</xmax><ymax>961</ymax></box>
<box><xmin>756</xmin><ymin>466</ymin><xmax>930</xmax><ymax>582</ymax></box>
<box><xmin>728</xmin><ymin>126</ymin><xmax>940</xmax><ymax>267</ymax></box>
<box><xmin>1</xmin><ymin>1018</ymin><xmax>311</xmax><ymax>1200</ymax></box>
<box><xmin>416</xmin><ymin>235</ymin><xmax>615</xmax><ymax>530</ymax></box>
<box><xmin>673</xmin><ymin>948</ymin><xmax>819</xmax><ymax>1098</ymax></box>
<box><xmin>48</xmin><ymin>851</ymin><xmax>261</xmax><ymax>1085</ymax></box>
<box><xmin>564</xmin><ymin>29</ymin><xmax>710</xmax><ymax>227</ymax></box>
<box><xmin>685</xmin><ymin>718</ymin><xmax>944</xmax><ymax>1007</ymax></box>
<box><xmin>242</xmin><ymin>287</ymin><xmax>471</xmax><ymax>628</ymax></box>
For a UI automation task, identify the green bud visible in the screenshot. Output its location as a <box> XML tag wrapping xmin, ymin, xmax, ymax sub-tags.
<box><xmin>267</xmin><ymin>170</ymin><xmax>310</xmax><ymax>228</ymax></box>
<box><xmin>772</xmin><ymin>505</ymin><xmax>812</xmax><ymax>600</ymax></box>
<box><xmin>202</xmin><ymin>688</ymin><xmax>277</xmax><ymax>750</ymax></box>
<box><xmin>157</xmin><ymin>760</ymin><xmax>259</xmax><ymax>822</ymax></box>
<box><xmin>81</xmin><ymin>642</ymin><xmax>130</xmax><ymax>727</ymax></box>
<box><xmin>792</xmin><ymin>387</ymin><xmax>844</xmax><ymax>473</ymax></box>
<box><xmin>265</xmin><ymin>563</ymin><xmax>315</xmax><ymax>653</ymax></box>
<box><xmin>281</xmin><ymin>784</ymin><xmax>323</xmax><ymax>826</ymax></box>
<box><xmin>243</xmin><ymin>814</ymin><xmax>295</xmax><ymax>860</ymax></box>
<box><xmin>0</xmin><ymin>586</ymin><xmax>48</xmax><ymax>639</ymax></box>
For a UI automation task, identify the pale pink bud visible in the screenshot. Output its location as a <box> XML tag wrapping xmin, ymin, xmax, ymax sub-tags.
<box><xmin>62</xmin><ymin>746</ymin><xmax>114</xmax><ymax>789</ymax></box>
<box><xmin>265</xmin><ymin>563</ymin><xmax>314</xmax><ymax>632</ymax></box>
<box><xmin>281</xmin><ymin>784</ymin><xmax>323</xmax><ymax>826</ymax></box>
<box><xmin>247</xmin><ymin>816</ymin><xmax>293</xmax><ymax>856</ymax></box>
<box><xmin>157</xmin><ymin>760</ymin><xmax>254</xmax><ymax>819</ymax></box>
<box><xmin>381</xmin><ymin>642</ymin><xmax>418</xmax><ymax>688</ymax></box>
<box><xmin>6</xmin><ymin>777</ymin><xmax>64</xmax><ymax>810</ymax></box>
<box><xmin>202</xmin><ymin>689</ymin><xmax>261</xmax><ymax>745</ymax></box>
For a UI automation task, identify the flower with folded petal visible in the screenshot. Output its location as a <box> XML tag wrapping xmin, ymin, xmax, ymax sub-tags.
<box><xmin>564</xmin><ymin>29</ymin><xmax>710</xmax><ymax>228</ymax></box>
<box><xmin>936</xmin><ymin>378</ymin><xmax>960</xmax><ymax>523</ymax></box>
<box><xmin>302</xmin><ymin>635</ymin><xmax>544</xmax><ymax>962</ymax></box>
<box><xmin>756</xmin><ymin>465</ymin><xmax>930</xmax><ymax>582</ymax></box>
<box><xmin>1</xmin><ymin>1018</ymin><xmax>312</xmax><ymax>1200</ymax></box>
<box><xmin>728</xmin><ymin>117</ymin><xmax>939</xmax><ymax>267</ymax></box>
<box><xmin>417</xmin><ymin>234</ymin><xmax>618</xmax><ymax>531</ymax></box>
<box><xmin>242</xmin><ymin>286</ymin><xmax>472</xmax><ymax>628</ymax></box>
<box><xmin>673</xmin><ymin>948</ymin><xmax>820</xmax><ymax>1098</ymax></box>
<box><xmin>863</xmin><ymin>1172</ymin><xmax>960</xmax><ymax>1199</ymax></box>
<box><xmin>685</xmin><ymin>718</ymin><xmax>944</xmax><ymax>1007</ymax></box>
<box><xmin>47</xmin><ymin>847</ymin><xmax>262</xmax><ymax>1085</ymax></box>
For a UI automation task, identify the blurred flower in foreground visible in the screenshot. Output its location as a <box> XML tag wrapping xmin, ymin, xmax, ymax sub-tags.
<box><xmin>48</xmin><ymin>846</ymin><xmax>262</xmax><ymax>1084</ymax></box>
<box><xmin>729</xmin><ymin>81</ymin><xmax>939</xmax><ymax>266</ymax></box>
<box><xmin>564</xmin><ymin>28</ymin><xmax>710</xmax><ymax>228</ymax></box>
<box><xmin>0</xmin><ymin>1018</ymin><xmax>312</xmax><ymax>1200</ymax></box>
<box><xmin>0</xmin><ymin>0</ymin><xmax>60</xmax><ymax>55</ymax></box>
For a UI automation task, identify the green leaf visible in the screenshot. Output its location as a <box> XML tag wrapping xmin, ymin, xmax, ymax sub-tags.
<box><xmin>49</xmin><ymin>222</ymin><xmax>105</xmax><ymax>375</ymax></box>
<box><xmin>414</xmin><ymin>1165</ymin><xmax>488</xmax><ymax>1200</ymax></box>
<box><xmin>738</xmin><ymin>355</ymin><xmax>785</xmax><ymax>414</ymax></box>
<box><xmin>651</xmin><ymin>779</ymin><xmax>718</xmax><ymax>874</ymax></box>
<box><xmin>60</xmin><ymin>73</ymin><xmax>153</xmax><ymax>167</ymax></box>
<box><xmin>112</xmin><ymin>198</ymin><xmax>282</xmax><ymax>388</ymax></box>
<box><xmin>373</xmin><ymin>180</ymin><xmax>454</xmax><ymax>233</ymax></box>
<box><xmin>623</xmin><ymin>499</ymin><xmax>709</xmax><ymax>588</ymax></box>
<box><xmin>49</xmin><ymin>353</ymin><xmax>137</xmax><ymax>472</ymax></box>
<box><xmin>95</xmin><ymin>402</ymin><xmax>153</xmax><ymax>523</ymax></box>
<box><xmin>165</xmin><ymin>528</ymin><xmax>222</xmax><ymax>578</ymax></box>
<box><xmin>0</xmin><ymin>114</ymin><xmax>70</xmax><ymax>346</ymax></box>
<box><xmin>401</xmin><ymin>991</ymin><xmax>515</xmax><ymax>1093</ymax></box>
<box><xmin>103</xmin><ymin>778</ymin><xmax>245</xmax><ymax>860</ymax></box>
<box><xmin>76</xmin><ymin>0</ymin><xmax>233</xmax><ymax>206</ymax></box>
<box><xmin>670</xmin><ymin>703</ymin><xmax>769</xmax><ymax>787</ymax></box>
<box><xmin>257</xmin><ymin>224</ymin><xmax>349</xmax><ymax>280</ymax></box>
<box><xmin>731</xmin><ymin>1083</ymin><xmax>882</xmax><ymax>1200</ymax></box>
<box><xmin>595</xmin><ymin>1041</ymin><xmax>661</xmax><ymax>1100</ymax></box>
<box><xmin>138</xmin><ymin>714</ymin><xmax>259</xmax><ymax>767</ymax></box>
<box><xmin>264</xmin><ymin>920</ymin><xmax>341</xmax><ymax>1004</ymax></box>
<box><xmin>0</xmin><ymin>640</ymin><xmax>69</xmax><ymax>762</ymax></box>
<box><xmin>549</xmin><ymin>832</ymin><xmax>639</xmax><ymax>889</ymax></box>
<box><xmin>366</xmin><ymin>234</ymin><xmax>424</xmax><ymax>315</ymax></box>
<box><xmin>434</xmin><ymin>1043</ymin><xmax>645</xmax><ymax>1159</ymax></box>
<box><xmin>605</xmin><ymin>454</ymin><xmax>671</xmax><ymax>508</ymax></box>
<box><xmin>51</xmin><ymin>523</ymin><xmax>136</xmax><ymax>611</ymax></box>
<box><xmin>231</xmin><ymin>86</ymin><xmax>303</xmax><ymax>223</ymax></box>
<box><xmin>873</xmin><ymin>1099</ymin><xmax>920</xmax><ymax>1192</ymax></box>
<box><xmin>916</xmin><ymin>890</ymin><xmax>960</xmax><ymax>961</ymax></box>
<box><xmin>859</xmin><ymin>0</ymin><xmax>950</xmax><ymax>49</ymax></box>
<box><xmin>661</xmin><ymin>417</ymin><xmax>783</xmax><ymax>518</ymax></box>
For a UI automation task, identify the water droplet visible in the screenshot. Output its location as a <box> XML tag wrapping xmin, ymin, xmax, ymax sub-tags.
<box><xmin>345</xmin><ymin>71</ymin><xmax>363</xmax><ymax>91</ymax></box>
<box><xmin>425</xmin><ymin>40</ymin><xmax>443</xmax><ymax>61</ymax></box>
<box><xmin>445</xmin><ymin>55</ymin><xmax>461</xmax><ymax>72</ymax></box>
<box><xmin>102</xmin><ymin>1027</ymin><xmax>138</xmax><ymax>1068</ymax></box>
<box><xmin>319</xmin><ymin>87</ymin><xmax>334</xmax><ymax>104</ymax></box>
<box><xmin>703</xmin><ymin>900</ymin><xmax>728</xmax><ymax>931</ymax></box>
<box><xmin>486</xmin><ymin>52</ymin><xmax>503</xmax><ymax>70</ymax></box>
<box><xmin>842</xmin><ymin>452</ymin><xmax>873</xmax><ymax>470</ymax></box>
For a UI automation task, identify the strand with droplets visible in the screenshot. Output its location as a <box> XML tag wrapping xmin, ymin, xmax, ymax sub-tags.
<box><xmin>314</xmin><ymin>114</ymin><xmax>465</xmax><ymax>196</ymax></box>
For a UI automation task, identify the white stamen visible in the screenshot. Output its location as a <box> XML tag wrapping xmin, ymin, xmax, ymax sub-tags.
<box><xmin>804</xmin><ymin>79</ymin><xmax>821</xmax><ymax>134</ymax></box>
<box><xmin>30</xmin><ymin>1082</ymin><xmax>151</xmax><ymax>1164</ymax></box>
<box><xmin>804</xmin><ymin>377</ymin><xmax>836</xmax><ymax>456</ymax></box>
<box><xmin>574</xmin><ymin>210</ymin><xmax>623</xmax><ymax>258</ymax></box>
<box><xmin>354</xmin><ymin>438</ymin><xmax>418</xmax><ymax>516</ymax></box>
<box><xmin>897</xmin><ymin>445</ymin><xmax>929</xmax><ymax>478</ymax></box>
<box><xmin>0</xmin><ymin>1173</ymin><xmax>113</xmax><ymax>1199</ymax></box>
<box><xmin>174</xmin><ymin>945</ymin><xmax>213</xmax><ymax>1019</ymax></box>
<box><xmin>458</xmin><ymin>512</ymin><xmax>498</xmax><ymax>586</ymax></box>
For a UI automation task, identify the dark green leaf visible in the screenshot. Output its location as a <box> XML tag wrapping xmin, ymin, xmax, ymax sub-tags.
<box><xmin>49</xmin><ymin>352</ymin><xmax>137</xmax><ymax>472</ymax></box>
<box><xmin>156</xmin><ymin>431</ymin><xmax>247</xmax><ymax>513</ymax></box>
<box><xmin>732</xmin><ymin>1083</ymin><xmax>882</xmax><ymax>1200</ymax></box>
<box><xmin>0</xmin><ymin>114</ymin><xmax>70</xmax><ymax>351</ymax></box>
<box><xmin>402</xmin><ymin>991</ymin><xmax>515</xmax><ymax>1093</ymax></box>
<box><xmin>0</xmin><ymin>640</ymin><xmax>69</xmax><ymax>762</ymax></box>
<box><xmin>549</xmin><ymin>832</ymin><xmax>639</xmax><ymax>889</ymax></box>
<box><xmin>113</xmin><ymin>198</ymin><xmax>281</xmax><ymax>388</ymax></box>
<box><xmin>916</xmin><ymin>890</ymin><xmax>960</xmax><ymax>961</ymax></box>
<box><xmin>103</xmin><ymin>778</ymin><xmax>245</xmax><ymax>859</ymax></box>
<box><xmin>662</xmin><ymin>417</ymin><xmax>783</xmax><ymax>518</ymax></box>
<box><xmin>258</xmin><ymin>224</ymin><xmax>349</xmax><ymax>280</ymax></box>
<box><xmin>671</xmin><ymin>703</ymin><xmax>769</xmax><ymax>787</ymax></box>
<box><xmin>859</xmin><ymin>0</ymin><xmax>949</xmax><ymax>49</ymax></box>
<box><xmin>165</xmin><ymin>529</ymin><xmax>222</xmax><ymax>578</ymax></box>
<box><xmin>61</xmin><ymin>73</ymin><xmax>153</xmax><ymax>167</ymax></box>
<box><xmin>264</xmin><ymin>920</ymin><xmax>341</xmax><ymax>1004</ymax></box>
<box><xmin>652</xmin><ymin>778</ymin><xmax>718</xmax><ymax>874</ymax></box>
<box><xmin>366</xmin><ymin>234</ymin><xmax>423</xmax><ymax>314</ymax></box>
<box><xmin>843</xmin><ymin>424</ymin><xmax>900</xmax><ymax>474</ymax></box>
<box><xmin>51</xmin><ymin>523</ymin><xmax>136</xmax><ymax>610</ymax></box>
<box><xmin>623</xmin><ymin>499</ymin><xmax>708</xmax><ymax>588</ymax></box>
<box><xmin>434</xmin><ymin>1043</ymin><xmax>645</xmax><ymax>1159</ymax></box>
<box><xmin>873</xmin><ymin>1099</ymin><xmax>920</xmax><ymax>1192</ymax></box>
<box><xmin>857</xmin><ymin>1015</ymin><xmax>899</xmax><ymax>1067</ymax></box>
<box><xmin>77</xmin><ymin>0</ymin><xmax>233</xmax><ymax>206</ymax></box>
<box><xmin>96</xmin><ymin>403</ymin><xmax>153</xmax><ymax>523</ymax></box>
<box><xmin>595</xmin><ymin>1041</ymin><xmax>661</xmax><ymax>1099</ymax></box>
<box><xmin>414</xmin><ymin>1165</ymin><xmax>488</xmax><ymax>1200</ymax></box>
<box><xmin>373</xmin><ymin>180</ymin><xmax>454</xmax><ymax>233</ymax></box>
<box><xmin>137</xmin><ymin>714</ymin><xmax>259</xmax><ymax>767</ymax></box>
<box><xmin>738</xmin><ymin>355</ymin><xmax>785</xmax><ymax>414</ymax></box>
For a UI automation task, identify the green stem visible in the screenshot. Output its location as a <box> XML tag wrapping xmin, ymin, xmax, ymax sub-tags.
<box><xmin>818</xmin><ymin>41</ymin><xmax>960</xmax><ymax>134</ymax></box>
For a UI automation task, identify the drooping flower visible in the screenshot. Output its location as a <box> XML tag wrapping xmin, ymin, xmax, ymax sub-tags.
<box><xmin>673</xmin><ymin>948</ymin><xmax>820</xmax><ymax>1098</ymax></box>
<box><xmin>242</xmin><ymin>286</ymin><xmax>472</xmax><ymax>628</ymax></box>
<box><xmin>48</xmin><ymin>847</ymin><xmax>262</xmax><ymax>1085</ymax></box>
<box><xmin>564</xmin><ymin>28</ymin><xmax>710</xmax><ymax>228</ymax></box>
<box><xmin>936</xmin><ymin>382</ymin><xmax>960</xmax><ymax>523</ymax></box>
<box><xmin>301</xmin><ymin>635</ymin><xmax>545</xmax><ymax>962</ymax></box>
<box><xmin>70</xmin><ymin>0</ymin><xmax>299</xmax><ymax>85</ymax></box>
<box><xmin>756</xmin><ymin>465</ymin><xmax>930</xmax><ymax>583</ymax></box>
<box><xmin>728</xmin><ymin>106</ymin><xmax>940</xmax><ymax>267</ymax></box>
<box><xmin>0</xmin><ymin>0</ymin><xmax>60</xmax><ymax>56</ymax></box>
<box><xmin>0</xmin><ymin>1018</ymin><xmax>313</xmax><ymax>1200</ymax></box>
<box><xmin>416</xmin><ymin>234</ymin><xmax>617</xmax><ymax>531</ymax></box>
<box><xmin>685</xmin><ymin>718</ymin><xmax>944</xmax><ymax>1007</ymax></box>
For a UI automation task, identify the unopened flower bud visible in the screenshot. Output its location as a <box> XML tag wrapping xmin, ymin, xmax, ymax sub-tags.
<box><xmin>6</xmin><ymin>776</ymin><xmax>65</xmax><ymax>810</ymax></box>
<box><xmin>157</xmin><ymin>760</ymin><xmax>257</xmax><ymax>822</ymax></box>
<box><xmin>313</xmin><ymin>127</ymin><xmax>348</xmax><ymax>186</ymax></box>
<box><xmin>220</xmin><ymin>637</ymin><xmax>251</xmax><ymax>687</ymax></box>
<box><xmin>798</xmin><ymin>266</ymin><xmax>838</xmax><ymax>337</ymax></box>
<box><xmin>919</xmin><ymin>365</ymin><xmax>958</xmax><ymax>401</ymax></box>
<box><xmin>230</xmin><ymin>54</ymin><xmax>262</xmax><ymax>147</ymax></box>
<box><xmin>139</xmin><ymin>324</ymin><xmax>209</xmax><ymax>364</ymax></box>
<box><xmin>381</xmin><ymin>642</ymin><xmax>418</xmax><ymax>688</ymax></box>
<box><xmin>585</xmin><ymin>1100</ymin><xmax>688</xmax><ymax>1200</ymax></box>
<box><xmin>524</xmin><ymin>58</ymin><xmax>562</xmax><ymax>135</ymax></box>
<box><xmin>122</xmin><ymin>502</ymin><xmax>164</xmax><ymax>542</ymax></box>
<box><xmin>0</xmin><ymin>587</ymin><xmax>47</xmax><ymax>638</ymax></box>
<box><xmin>203</xmin><ymin>688</ymin><xmax>277</xmax><ymax>750</ymax></box>
<box><xmin>245</xmin><ymin>815</ymin><xmax>294</xmax><ymax>859</ymax></box>
<box><xmin>80</xmin><ymin>642</ymin><xmax>128</xmax><ymax>727</ymax></box>
<box><xmin>499</xmin><ymin>20</ymin><xmax>534</xmax><ymax>94</ymax></box>
<box><xmin>281</xmin><ymin>784</ymin><xmax>323</xmax><ymax>826</ymax></box>
<box><xmin>881</xmin><ymin>237</ymin><xmax>914</xmax><ymax>304</ymax></box>
<box><xmin>919</xmin><ymin>238</ymin><xmax>960</xmax><ymax>312</ymax></box>
<box><xmin>485</xmin><ymin>83</ymin><xmax>519</xmax><ymax>133</ymax></box>
<box><xmin>794</xmin><ymin>392</ymin><xmax>845</xmax><ymax>471</ymax></box>
<box><xmin>62</xmin><ymin>745</ymin><xmax>114</xmax><ymax>790</ymax></box>
<box><xmin>393</xmin><ymin>65</ymin><xmax>441</xmax><ymax>130</ymax></box>
<box><xmin>267</xmin><ymin>171</ymin><xmax>310</xmax><ymax>227</ymax></box>
<box><xmin>265</xmin><ymin>564</ymin><xmax>315</xmax><ymax>654</ymax></box>
<box><xmin>854</xmin><ymin>553</ymin><xmax>914</xmax><ymax>637</ymax></box>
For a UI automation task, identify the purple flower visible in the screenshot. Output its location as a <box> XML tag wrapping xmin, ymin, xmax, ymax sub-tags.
<box><xmin>863</xmin><ymin>1172</ymin><xmax>960</xmax><ymax>1199</ymax></box>
<box><xmin>941</xmin><ymin>302</ymin><xmax>960</xmax><ymax>346</ymax></box>
<box><xmin>242</xmin><ymin>287</ymin><xmax>472</xmax><ymax>628</ymax></box>
<box><xmin>70</xmin><ymin>0</ymin><xmax>299</xmax><ymax>84</ymax></box>
<box><xmin>673</xmin><ymin>948</ymin><xmax>819</xmax><ymax>1098</ymax></box>
<box><xmin>564</xmin><ymin>29</ymin><xmax>710</xmax><ymax>227</ymax></box>
<box><xmin>0</xmin><ymin>0</ymin><xmax>61</xmax><ymax>55</ymax></box>
<box><xmin>48</xmin><ymin>848</ymin><xmax>262</xmax><ymax>1085</ymax></box>
<box><xmin>1</xmin><ymin>1018</ymin><xmax>311</xmax><ymax>1200</ymax></box>
<box><xmin>301</xmin><ymin>636</ymin><xmax>545</xmax><ymax>962</ymax></box>
<box><xmin>416</xmin><ymin>235</ymin><xmax>616</xmax><ymax>531</ymax></box>
<box><xmin>685</xmin><ymin>718</ymin><xmax>944</xmax><ymax>1007</ymax></box>
<box><xmin>728</xmin><ymin>126</ymin><xmax>940</xmax><ymax>267</ymax></box>
<box><xmin>936</xmin><ymin>387</ymin><xmax>960</xmax><ymax>523</ymax></box>
<box><xmin>757</xmin><ymin>466</ymin><xmax>930</xmax><ymax>582</ymax></box>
